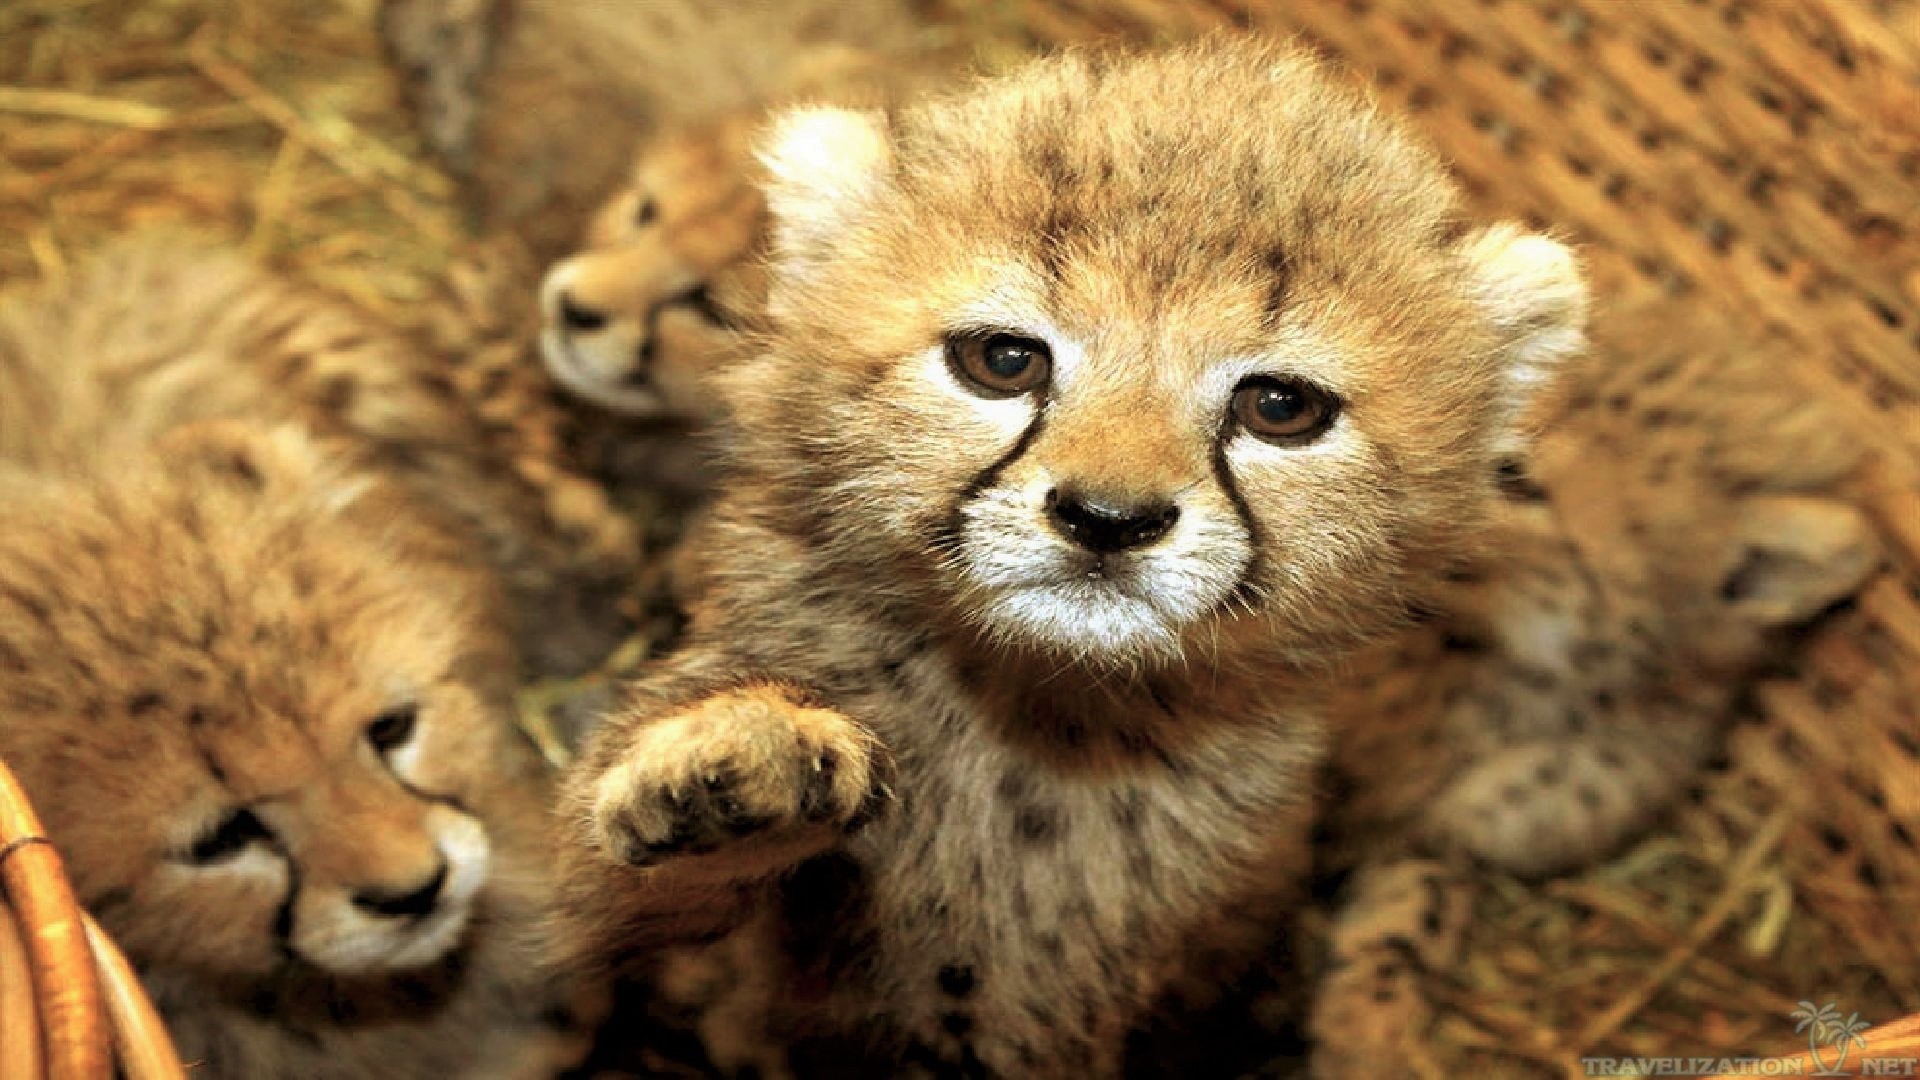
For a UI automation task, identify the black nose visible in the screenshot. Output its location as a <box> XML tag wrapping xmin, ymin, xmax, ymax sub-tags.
<box><xmin>352</xmin><ymin>860</ymin><xmax>448</xmax><ymax>919</ymax></box>
<box><xmin>1045</xmin><ymin>489</ymin><xmax>1180</xmax><ymax>553</ymax></box>
<box><xmin>557</xmin><ymin>292</ymin><xmax>608</xmax><ymax>333</ymax></box>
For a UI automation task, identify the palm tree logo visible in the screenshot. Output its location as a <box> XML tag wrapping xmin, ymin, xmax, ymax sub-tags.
<box><xmin>1792</xmin><ymin>1000</ymin><xmax>1872</xmax><ymax>1076</ymax></box>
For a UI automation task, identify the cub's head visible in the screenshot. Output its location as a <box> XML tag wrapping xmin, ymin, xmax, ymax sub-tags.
<box><xmin>730</xmin><ymin>41</ymin><xmax>1587</xmax><ymax>667</ymax></box>
<box><xmin>0</xmin><ymin>424</ymin><xmax>543</xmax><ymax>993</ymax></box>
<box><xmin>537</xmin><ymin>113</ymin><xmax>768</xmax><ymax>418</ymax></box>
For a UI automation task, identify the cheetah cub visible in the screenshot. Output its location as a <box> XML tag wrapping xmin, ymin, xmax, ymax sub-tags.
<box><xmin>558</xmin><ymin>41</ymin><xmax>1588</xmax><ymax>1075</ymax></box>
<box><xmin>0</xmin><ymin>246</ymin><xmax>591</xmax><ymax>1078</ymax></box>
<box><xmin>530</xmin><ymin>0</ymin><xmax>948</xmax><ymax>418</ymax></box>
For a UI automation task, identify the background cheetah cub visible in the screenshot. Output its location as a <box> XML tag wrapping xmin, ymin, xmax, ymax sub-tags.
<box><xmin>0</xmin><ymin>244</ymin><xmax>590</xmax><ymax>1078</ymax></box>
<box><xmin>558</xmin><ymin>40</ymin><xmax>1588</xmax><ymax>1075</ymax></box>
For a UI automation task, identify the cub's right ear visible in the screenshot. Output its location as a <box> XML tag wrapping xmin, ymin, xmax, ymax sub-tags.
<box><xmin>1457</xmin><ymin>224</ymin><xmax>1589</xmax><ymax>454</ymax></box>
<box><xmin>756</xmin><ymin>105</ymin><xmax>893</xmax><ymax>289</ymax></box>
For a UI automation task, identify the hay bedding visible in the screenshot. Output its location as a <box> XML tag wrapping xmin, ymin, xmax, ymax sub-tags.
<box><xmin>3</xmin><ymin>0</ymin><xmax>1919</xmax><ymax>1076</ymax></box>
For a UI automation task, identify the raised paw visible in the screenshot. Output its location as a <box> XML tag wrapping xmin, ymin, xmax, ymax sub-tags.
<box><xmin>589</xmin><ymin>684</ymin><xmax>886</xmax><ymax>869</ymax></box>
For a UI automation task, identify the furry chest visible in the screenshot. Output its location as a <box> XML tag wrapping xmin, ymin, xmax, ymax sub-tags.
<box><xmin>774</xmin><ymin>685</ymin><xmax>1313</xmax><ymax>1074</ymax></box>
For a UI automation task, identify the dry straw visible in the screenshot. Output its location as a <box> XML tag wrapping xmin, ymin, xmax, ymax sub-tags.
<box><xmin>2</xmin><ymin>0</ymin><xmax>1917</xmax><ymax>1075</ymax></box>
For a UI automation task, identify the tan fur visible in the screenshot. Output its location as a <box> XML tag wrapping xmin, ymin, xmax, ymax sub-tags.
<box><xmin>0</xmin><ymin>244</ymin><xmax>600</xmax><ymax>1077</ymax></box>
<box><xmin>1307</xmin><ymin>298</ymin><xmax>1879</xmax><ymax>1076</ymax></box>
<box><xmin>530</xmin><ymin>3</ymin><xmax>953</xmax><ymax>419</ymax></box>
<box><xmin>536</xmin><ymin>111</ymin><xmax>772</xmax><ymax>419</ymax></box>
<box><xmin>556</xmin><ymin>40</ymin><xmax>1587</xmax><ymax>1076</ymax></box>
<box><xmin>0</xmin><ymin>429</ymin><xmax>580</xmax><ymax>1079</ymax></box>
<box><xmin>1326</xmin><ymin>296</ymin><xmax>1877</xmax><ymax>877</ymax></box>
<box><xmin>0</xmin><ymin>235</ymin><xmax>638</xmax><ymax>677</ymax></box>
<box><xmin>383</xmin><ymin>0</ymin><xmax>948</xmax><ymax>256</ymax></box>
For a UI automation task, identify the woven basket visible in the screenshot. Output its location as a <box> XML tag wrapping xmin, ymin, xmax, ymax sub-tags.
<box><xmin>0</xmin><ymin>757</ymin><xmax>184</xmax><ymax>1080</ymax></box>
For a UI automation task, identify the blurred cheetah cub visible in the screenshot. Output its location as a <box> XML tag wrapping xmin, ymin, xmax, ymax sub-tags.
<box><xmin>558</xmin><ymin>41</ymin><xmax>1588</xmax><ymax>1075</ymax></box>
<box><xmin>0</xmin><ymin>247</ymin><xmax>587</xmax><ymax>1079</ymax></box>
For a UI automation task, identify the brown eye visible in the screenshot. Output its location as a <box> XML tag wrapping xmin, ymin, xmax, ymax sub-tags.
<box><xmin>948</xmin><ymin>333</ymin><xmax>1052</xmax><ymax>397</ymax></box>
<box><xmin>1231</xmin><ymin>377</ymin><xmax>1339</xmax><ymax>443</ymax></box>
<box><xmin>633</xmin><ymin>196</ymin><xmax>658</xmax><ymax>227</ymax></box>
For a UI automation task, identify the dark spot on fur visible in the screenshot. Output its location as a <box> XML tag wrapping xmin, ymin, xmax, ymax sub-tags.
<box><xmin>1511</xmin><ymin>665</ymin><xmax>1557</xmax><ymax>691</ymax></box>
<box><xmin>1153</xmin><ymin>746</ymin><xmax>1188</xmax><ymax>777</ymax></box>
<box><xmin>223</xmin><ymin>450</ymin><xmax>264</xmax><ymax>488</ymax></box>
<box><xmin>1261</xmin><ymin>247</ymin><xmax>1291</xmax><ymax>326</ymax></box>
<box><xmin>941</xmin><ymin>1012</ymin><xmax>974</xmax><ymax>1037</ymax></box>
<box><xmin>780</xmin><ymin>853</ymin><xmax>874</xmax><ymax>991</ymax></box>
<box><xmin>415</xmin><ymin>370</ymin><xmax>459</xmax><ymax>402</ymax></box>
<box><xmin>1</xmin><ymin>586</ymin><xmax>50</xmax><ymax>625</ymax></box>
<box><xmin>938</xmin><ymin>964</ymin><xmax>976</xmax><ymax>999</ymax></box>
<box><xmin>127</xmin><ymin>692</ymin><xmax>164</xmax><ymax>716</ymax></box>
<box><xmin>1014</xmin><ymin>803</ymin><xmax>1062</xmax><ymax>846</ymax></box>
<box><xmin>1127</xmin><ymin>848</ymin><xmax>1157</xmax><ymax>887</ymax></box>
<box><xmin>318</xmin><ymin>375</ymin><xmax>358</xmax><ymax>414</ymax></box>
<box><xmin>1111</xmin><ymin>787</ymin><xmax>1146</xmax><ymax>832</ymax></box>
<box><xmin>1495</xmin><ymin>458</ymin><xmax>1550</xmax><ymax>502</ymax></box>
<box><xmin>996</xmin><ymin>771</ymin><xmax>1031</xmax><ymax>803</ymax></box>
<box><xmin>1577</xmin><ymin>784</ymin><xmax>1604</xmax><ymax>809</ymax></box>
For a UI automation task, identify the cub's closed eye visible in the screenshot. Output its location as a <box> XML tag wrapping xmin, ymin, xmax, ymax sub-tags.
<box><xmin>947</xmin><ymin>332</ymin><xmax>1052</xmax><ymax>398</ymax></box>
<box><xmin>1230</xmin><ymin>376</ymin><xmax>1340</xmax><ymax>444</ymax></box>
<box><xmin>367</xmin><ymin>703</ymin><xmax>419</xmax><ymax>753</ymax></box>
<box><xmin>180</xmin><ymin>809</ymin><xmax>271</xmax><ymax>864</ymax></box>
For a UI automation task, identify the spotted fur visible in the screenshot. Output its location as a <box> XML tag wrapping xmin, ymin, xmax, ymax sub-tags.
<box><xmin>556</xmin><ymin>41</ymin><xmax>1589</xmax><ymax>1077</ymax></box>
<box><xmin>0</xmin><ymin>235</ymin><xmax>638</xmax><ymax>678</ymax></box>
<box><xmin>1307</xmin><ymin>299</ymin><xmax>1879</xmax><ymax>1076</ymax></box>
<box><xmin>528</xmin><ymin>3</ymin><xmax>947</xmax><ymax>420</ymax></box>
<box><xmin>0</xmin><ymin>242</ymin><xmax>603</xmax><ymax>1077</ymax></box>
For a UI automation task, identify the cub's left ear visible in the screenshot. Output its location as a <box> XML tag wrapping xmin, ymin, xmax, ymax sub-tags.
<box><xmin>756</xmin><ymin>105</ymin><xmax>893</xmax><ymax>296</ymax></box>
<box><xmin>1457</xmin><ymin>223</ymin><xmax>1589</xmax><ymax>451</ymax></box>
<box><xmin>158</xmin><ymin>421</ymin><xmax>368</xmax><ymax>513</ymax></box>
